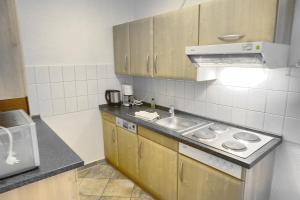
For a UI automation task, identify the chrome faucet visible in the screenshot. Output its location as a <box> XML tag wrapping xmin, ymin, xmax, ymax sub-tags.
<box><xmin>169</xmin><ymin>105</ymin><xmax>175</xmax><ymax>117</ymax></box>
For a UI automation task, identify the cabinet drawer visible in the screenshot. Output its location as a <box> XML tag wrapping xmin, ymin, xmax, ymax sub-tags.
<box><xmin>138</xmin><ymin>127</ymin><xmax>178</xmax><ymax>151</ymax></box>
<box><xmin>101</xmin><ymin>112</ymin><xmax>116</xmax><ymax>124</ymax></box>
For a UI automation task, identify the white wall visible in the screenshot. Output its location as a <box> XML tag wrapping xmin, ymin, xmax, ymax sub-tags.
<box><xmin>16</xmin><ymin>0</ymin><xmax>134</xmax><ymax>164</ymax></box>
<box><xmin>132</xmin><ymin>0</ymin><xmax>300</xmax><ymax>199</ymax></box>
<box><xmin>16</xmin><ymin>0</ymin><xmax>134</xmax><ymax>65</ymax></box>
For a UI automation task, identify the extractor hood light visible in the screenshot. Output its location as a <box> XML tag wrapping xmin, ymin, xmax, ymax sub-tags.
<box><xmin>219</xmin><ymin>67</ymin><xmax>268</xmax><ymax>87</ymax></box>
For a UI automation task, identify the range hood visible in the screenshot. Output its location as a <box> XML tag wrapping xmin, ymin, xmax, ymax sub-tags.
<box><xmin>186</xmin><ymin>42</ymin><xmax>290</xmax><ymax>68</ymax></box>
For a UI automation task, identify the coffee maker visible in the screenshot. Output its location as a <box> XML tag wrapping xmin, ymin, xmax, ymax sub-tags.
<box><xmin>122</xmin><ymin>85</ymin><xmax>133</xmax><ymax>106</ymax></box>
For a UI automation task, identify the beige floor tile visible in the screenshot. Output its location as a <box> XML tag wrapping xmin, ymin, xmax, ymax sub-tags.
<box><xmin>102</xmin><ymin>179</ymin><xmax>134</xmax><ymax>197</ymax></box>
<box><xmin>131</xmin><ymin>185</ymin><xmax>155</xmax><ymax>200</ymax></box>
<box><xmin>100</xmin><ymin>197</ymin><xmax>130</xmax><ymax>200</ymax></box>
<box><xmin>80</xmin><ymin>194</ymin><xmax>101</xmax><ymax>200</ymax></box>
<box><xmin>80</xmin><ymin>164</ymin><xmax>126</xmax><ymax>179</ymax></box>
<box><xmin>79</xmin><ymin>178</ymin><xmax>109</xmax><ymax>196</ymax></box>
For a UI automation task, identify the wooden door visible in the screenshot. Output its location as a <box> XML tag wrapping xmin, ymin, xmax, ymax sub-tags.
<box><xmin>113</xmin><ymin>23</ymin><xmax>130</xmax><ymax>75</ymax></box>
<box><xmin>178</xmin><ymin>155</ymin><xmax>244</xmax><ymax>200</ymax></box>
<box><xmin>130</xmin><ymin>17</ymin><xmax>153</xmax><ymax>77</ymax></box>
<box><xmin>199</xmin><ymin>0</ymin><xmax>278</xmax><ymax>45</ymax></box>
<box><xmin>138</xmin><ymin>136</ymin><xmax>177</xmax><ymax>200</ymax></box>
<box><xmin>103</xmin><ymin>120</ymin><xmax>118</xmax><ymax>166</ymax></box>
<box><xmin>117</xmin><ymin>127</ymin><xmax>138</xmax><ymax>181</ymax></box>
<box><xmin>153</xmin><ymin>5</ymin><xmax>199</xmax><ymax>80</ymax></box>
<box><xmin>0</xmin><ymin>0</ymin><xmax>26</xmax><ymax>100</ymax></box>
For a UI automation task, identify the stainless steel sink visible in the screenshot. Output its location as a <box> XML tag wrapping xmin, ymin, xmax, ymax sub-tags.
<box><xmin>155</xmin><ymin>116</ymin><xmax>206</xmax><ymax>132</ymax></box>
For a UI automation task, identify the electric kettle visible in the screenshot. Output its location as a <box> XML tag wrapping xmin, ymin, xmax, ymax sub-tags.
<box><xmin>105</xmin><ymin>90</ymin><xmax>121</xmax><ymax>106</ymax></box>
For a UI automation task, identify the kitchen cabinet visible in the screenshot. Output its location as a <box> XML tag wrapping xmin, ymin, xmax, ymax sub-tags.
<box><xmin>178</xmin><ymin>154</ymin><xmax>244</xmax><ymax>200</ymax></box>
<box><xmin>138</xmin><ymin>136</ymin><xmax>177</xmax><ymax>200</ymax></box>
<box><xmin>117</xmin><ymin>127</ymin><xmax>138</xmax><ymax>181</ymax></box>
<box><xmin>102</xmin><ymin>119</ymin><xmax>118</xmax><ymax>166</ymax></box>
<box><xmin>153</xmin><ymin>5</ymin><xmax>199</xmax><ymax>80</ymax></box>
<box><xmin>113</xmin><ymin>23</ymin><xmax>130</xmax><ymax>75</ymax></box>
<box><xmin>199</xmin><ymin>0</ymin><xmax>278</xmax><ymax>45</ymax></box>
<box><xmin>0</xmin><ymin>0</ymin><xmax>28</xmax><ymax>112</ymax></box>
<box><xmin>0</xmin><ymin>170</ymin><xmax>79</xmax><ymax>200</ymax></box>
<box><xmin>130</xmin><ymin>17</ymin><xmax>154</xmax><ymax>77</ymax></box>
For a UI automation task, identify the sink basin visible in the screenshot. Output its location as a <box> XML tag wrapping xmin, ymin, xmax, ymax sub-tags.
<box><xmin>155</xmin><ymin>116</ymin><xmax>202</xmax><ymax>132</ymax></box>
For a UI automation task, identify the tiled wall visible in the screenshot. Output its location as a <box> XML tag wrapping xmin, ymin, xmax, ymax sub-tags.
<box><xmin>25</xmin><ymin>64</ymin><xmax>132</xmax><ymax>117</ymax></box>
<box><xmin>133</xmin><ymin>67</ymin><xmax>300</xmax><ymax>144</ymax></box>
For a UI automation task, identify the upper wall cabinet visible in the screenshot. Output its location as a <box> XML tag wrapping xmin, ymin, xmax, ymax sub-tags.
<box><xmin>153</xmin><ymin>5</ymin><xmax>199</xmax><ymax>80</ymax></box>
<box><xmin>130</xmin><ymin>17</ymin><xmax>154</xmax><ymax>77</ymax></box>
<box><xmin>0</xmin><ymin>0</ymin><xmax>26</xmax><ymax>100</ymax></box>
<box><xmin>199</xmin><ymin>0</ymin><xmax>278</xmax><ymax>44</ymax></box>
<box><xmin>113</xmin><ymin>23</ymin><xmax>130</xmax><ymax>75</ymax></box>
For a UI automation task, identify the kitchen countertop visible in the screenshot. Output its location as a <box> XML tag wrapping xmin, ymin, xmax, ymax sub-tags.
<box><xmin>0</xmin><ymin>117</ymin><xmax>84</xmax><ymax>194</ymax></box>
<box><xmin>99</xmin><ymin>104</ymin><xmax>282</xmax><ymax>169</ymax></box>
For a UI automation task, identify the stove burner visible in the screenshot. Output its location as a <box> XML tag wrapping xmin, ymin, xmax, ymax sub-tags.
<box><xmin>192</xmin><ymin>131</ymin><xmax>216</xmax><ymax>140</ymax></box>
<box><xmin>222</xmin><ymin>141</ymin><xmax>247</xmax><ymax>151</ymax></box>
<box><xmin>209</xmin><ymin>123</ymin><xmax>228</xmax><ymax>133</ymax></box>
<box><xmin>233</xmin><ymin>132</ymin><xmax>261</xmax><ymax>142</ymax></box>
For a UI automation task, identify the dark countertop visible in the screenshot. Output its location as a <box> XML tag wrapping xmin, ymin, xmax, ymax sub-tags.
<box><xmin>0</xmin><ymin>117</ymin><xmax>84</xmax><ymax>194</ymax></box>
<box><xmin>99</xmin><ymin>104</ymin><xmax>282</xmax><ymax>169</ymax></box>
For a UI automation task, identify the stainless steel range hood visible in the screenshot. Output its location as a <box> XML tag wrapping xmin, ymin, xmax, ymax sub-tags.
<box><xmin>186</xmin><ymin>42</ymin><xmax>290</xmax><ymax>68</ymax></box>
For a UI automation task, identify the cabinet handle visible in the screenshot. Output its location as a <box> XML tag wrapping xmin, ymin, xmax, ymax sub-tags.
<box><xmin>146</xmin><ymin>55</ymin><xmax>150</xmax><ymax>73</ymax></box>
<box><xmin>112</xmin><ymin>129</ymin><xmax>116</xmax><ymax>143</ymax></box>
<box><xmin>125</xmin><ymin>55</ymin><xmax>128</xmax><ymax>73</ymax></box>
<box><xmin>138</xmin><ymin>142</ymin><xmax>143</xmax><ymax>159</ymax></box>
<box><xmin>179</xmin><ymin>161</ymin><xmax>184</xmax><ymax>182</ymax></box>
<box><xmin>218</xmin><ymin>34</ymin><xmax>245</xmax><ymax>42</ymax></box>
<box><xmin>154</xmin><ymin>55</ymin><xmax>158</xmax><ymax>74</ymax></box>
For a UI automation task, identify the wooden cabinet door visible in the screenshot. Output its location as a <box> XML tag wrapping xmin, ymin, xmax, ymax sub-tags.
<box><xmin>130</xmin><ymin>17</ymin><xmax>153</xmax><ymax>77</ymax></box>
<box><xmin>113</xmin><ymin>23</ymin><xmax>130</xmax><ymax>75</ymax></box>
<box><xmin>0</xmin><ymin>0</ymin><xmax>26</xmax><ymax>100</ymax></box>
<box><xmin>153</xmin><ymin>5</ymin><xmax>199</xmax><ymax>80</ymax></box>
<box><xmin>103</xmin><ymin>120</ymin><xmax>118</xmax><ymax>166</ymax></box>
<box><xmin>138</xmin><ymin>136</ymin><xmax>177</xmax><ymax>200</ymax></box>
<box><xmin>199</xmin><ymin>0</ymin><xmax>278</xmax><ymax>45</ymax></box>
<box><xmin>178</xmin><ymin>155</ymin><xmax>244</xmax><ymax>200</ymax></box>
<box><xmin>117</xmin><ymin>127</ymin><xmax>138</xmax><ymax>181</ymax></box>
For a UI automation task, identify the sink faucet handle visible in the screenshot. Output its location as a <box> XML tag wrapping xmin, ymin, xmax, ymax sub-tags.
<box><xmin>169</xmin><ymin>105</ymin><xmax>175</xmax><ymax>117</ymax></box>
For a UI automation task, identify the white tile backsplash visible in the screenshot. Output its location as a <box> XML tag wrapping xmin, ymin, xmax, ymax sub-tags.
<box><xmin>132</xmin><ymin>67</ymin><xmax>300</xmax><ymax>142</ymax></box>
<box><xmin>65</xmin><ymin>97</ymin><xmax>77</xmax><ymax>113</ymax></box>
<box><xmin>37</xmin><ymin>84</ymin><xmax>51</xmax><ymax>100</ymax></box>
<box><xmin>49</xmin><ymin>66</ymin><xmax>63</xmax><ymax>83</ymax></box>
<box><xmin>63</xmin><ymin>65</ymin><xmax>75</xmax><ymax>81</ymax></box>
<box><xmin>35</xmin><ymin>67</ymin><xmax>49</xmax><ymax>83</ymax></box>
<box><xmin>51</xmin><ymin>83</ymin><xmax>65</xmax><ymax>99</ymax></box>
<box><xmin>52</xmin><ymin>99</ymin><xmax>66</xmax><ymax>115</ymax></box>
<box><xmin>86</xmin><ymin>65</ymin><xmax>97</xmax><ymax>80</ymax></box>
<box><xmin>264</xmin><ymin>114</ymin><xmax>284</xmax><ymax>135</ymax></box>
<box><xmin>75</xmin><ymin>65</ymin><xmax>87</xmax><ymax>80</ymax></box>
<box><xmin>64</xmin><ymin>82</ymin><xmax>76</xmax><ymax>97</ymax></box>
<box><xmin>283</xmin><ymin>117</ymin><xmax>300</xmax><ymax>144</ymax></box>
<box><xmin>286</xmin><ymin>92</ymin><xmax>300</xmax><ymax>119</ymax></box>
<box><xmin>266</xmin><ymin>91</ymin><xmax>287</xmax><ymax>116</ymax></box>
<box><xmin>77</xmin><ymin>96</ymin><xmax>88</xmax><ymax>111</ymax></box>
<box><xmin>87</xmin><ymin>80</ymin><xmax>98</xmax><ymax>95</ymax></box>
<box><xmin>247</xmin><ymin>89</ymin><xmax>266</xmax><ymax>112</ymax></box>
<box><xmin>26</xmin><ymin>64</ymin><xmax>122</xmax><ymax>117</ymax></box>
<box><xmin>76</xmin><ymin>81</ymin><xmax>88</xmax><ymax>96</ymax></box>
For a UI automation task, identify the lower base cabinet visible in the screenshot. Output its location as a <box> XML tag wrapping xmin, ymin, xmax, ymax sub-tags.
<box><xmin>138</xmin><ymin>136</ymin><xmax>178</xmax><ymax>200</ymax></box>
<box><xmin>0</xmin><ymin>170</ymin><xmax>79</xmax><ymax>200</ymax></box>
<box><xmin>178</xmin><ymin>155</ymin><xmax>244</xmax><ymax>200</ymax></box>
<box><xmin>103</xmin><ymin>120</ymin><xmax>118</xmax><ymax>166</ymax></box>
<box><xmin>117</xmin><ymin>127</ymin><xmax>139</xmax><ymax>181</ymax></box>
